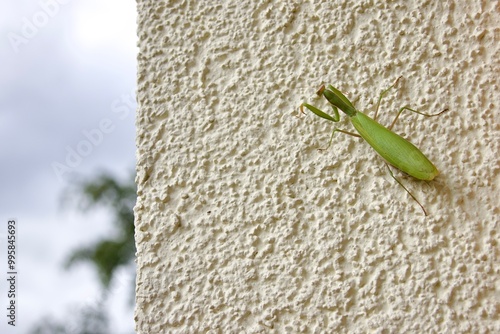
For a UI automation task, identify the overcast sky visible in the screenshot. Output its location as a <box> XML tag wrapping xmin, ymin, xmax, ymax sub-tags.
<box><xmin>0</xmin><ymin>1</ymin><xmax>137</xmax><ymax>332</ymax></box>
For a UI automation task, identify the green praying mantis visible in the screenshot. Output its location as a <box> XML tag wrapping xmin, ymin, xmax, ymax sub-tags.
<box><xmin>300</xmin><ymin>77</ymin><xmax>448</xmax><ymax>215</ymax></box>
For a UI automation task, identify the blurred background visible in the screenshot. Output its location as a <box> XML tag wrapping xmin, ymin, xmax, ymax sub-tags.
<box><xmin>0</xmin><ymin>1</ymin><xmax>137</xmax><ymax>333</ymax></box>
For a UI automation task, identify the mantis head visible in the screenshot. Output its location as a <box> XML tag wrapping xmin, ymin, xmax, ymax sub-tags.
<box><xmin>320</xmin><ymin>85</ymin><xmax>357</xmax><ymax>117</ymax></box>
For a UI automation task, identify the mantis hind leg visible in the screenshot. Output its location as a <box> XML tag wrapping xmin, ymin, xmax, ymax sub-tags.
<box><xmin>374</xmin><ymin>77</ymin><xmax>448</xmax><ymax>129</ymax></box>
<box><xmin>388</xmin><ymin>106</ymin><xmax>448</xmax><ymax>131</ymax></box>
<box><xmin>385</xmin><ymin>163</ymin><xmax>428</xmax><ymax>216</ymax></box>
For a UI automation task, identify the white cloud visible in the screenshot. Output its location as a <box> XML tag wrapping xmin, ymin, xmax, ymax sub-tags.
<box><xmin>72</xmin><ymin>0</ymin><xmax>137</xmax><ymax>51</ymax></box>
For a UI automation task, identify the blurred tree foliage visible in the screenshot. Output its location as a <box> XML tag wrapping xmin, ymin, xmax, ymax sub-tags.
<box><xmin>30</xmin><ymin>300</ymin><xmax>109</xmax><ymax>334</ymax></box>
<box><xmin>64</xmin><ymin>171</ymin><xmax>136</xmax><ymax>287</ymax></box>
<box><xmin>30</xmin><ymin>170</ymin><xmax>136</xmax><ymax>334</ymax></box>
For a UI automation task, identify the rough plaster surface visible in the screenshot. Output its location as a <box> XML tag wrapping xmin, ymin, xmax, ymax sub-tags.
<box><xmin>135</xmin><ymin>1</ymin><xmax>499</xmax><ymax>332</ymax></box>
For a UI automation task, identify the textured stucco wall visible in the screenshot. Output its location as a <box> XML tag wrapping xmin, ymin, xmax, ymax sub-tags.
<box><xmin>135</xmin><ymin>1</ymin><xmax>499</xmax><ymax>332</ymax></box>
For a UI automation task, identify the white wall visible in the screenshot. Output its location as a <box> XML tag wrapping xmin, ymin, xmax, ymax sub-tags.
<box><xmin>135</xmin><ymin>1</ymin><xmax>499</xmax><ymax>332</ymax></box>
